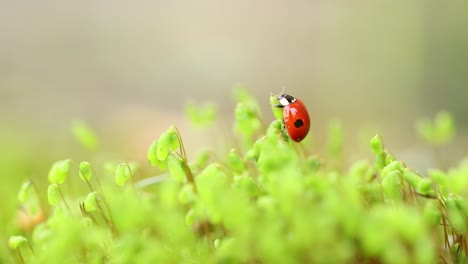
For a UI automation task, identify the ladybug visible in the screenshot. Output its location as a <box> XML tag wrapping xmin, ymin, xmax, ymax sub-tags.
<box><xmin>274</xmin><ymin>93</ymin><xmax>310</xmax><ymax>142</ymax></box>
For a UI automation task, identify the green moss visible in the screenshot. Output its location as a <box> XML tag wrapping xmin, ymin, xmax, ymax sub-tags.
<box><xmin>4</xmin><ymin>89</ymin><xmax>467</xmax><ymax>263</ymax></box>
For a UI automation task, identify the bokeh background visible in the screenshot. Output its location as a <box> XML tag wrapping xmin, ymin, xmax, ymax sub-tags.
<box><xmin>1</xmin><ymin>1</ymin><xmax>467</xmax><ymax>227</ymax></box>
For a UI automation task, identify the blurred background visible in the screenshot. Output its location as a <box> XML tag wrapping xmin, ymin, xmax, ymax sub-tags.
<box><xmin>1</xmin><ymin>1</ymin><xmax>468</xmax><ymax>217</ymax></box>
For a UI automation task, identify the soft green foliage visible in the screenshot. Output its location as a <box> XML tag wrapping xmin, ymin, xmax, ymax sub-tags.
<box><xmin>269</xmin><ymin>93</ymin><xmax>283</xmax><ymax>120</ymax></box>
<box><xmin>156</xmin><ymin>127</ymin><xmax>180</xmax><ymax>161</ymax></box>
<box><xmin>381</xmin><ymin>171</ymin><xmax>403</xmax><ymax>202</ymax></box>
<box><xmin>114</xmin><ymin>163</ymin><xmax>132</xmax><ymax>186</ymax></box>
<box><xmin>416</xmin><ymin>110</ymin><xmax>455</xmax><ymax>146</ymax></box>
<box><xmin>5</xmin><ymin>89</ymin><xmax>468</xmax><ymax>264</ymax></box>
<box><xmin>381</xmin><ymin>160</ymin><xmax>405</xmax><ymax>178</ymax></box>
<box><xmin>156</xmin><ymin>134</ymin><xmax>171</xmax><ymax>161</ymax></box>
<box><xmin>17</xmin><ymin>180</ymin><xmax>32</xmax><ymax>204</ymax></box>
<box><xmin>227</xmin><ymin>148</ymin><xmax>246</xmax><ymax>173</ymax></box>
<box><xmin>402</xmin><ymin>168</ymin><xmax>423</xmax><ymax>188</ymax></box>
<box><xmin>8</xmin><ymin>236</ymin><xmax>26</xmax><ymax>250</ymax></box>
<box><xmin>147</xmin><ymin>140</ymin><xmax>167</xmax><ymax>170</ymax></box>
<box><xmin>84</xmin><ymin>192</ymin><xmax>98</xmax><ymax>212</ymax></box>
<box><xmin>167</xmin><ymin>154</ymin><xmax>186</xmax><ymax>183</ymax></box>
<box><xmin>48</xmin><ymin>159</ymin><xmax>71</xmax><ymax>184</ymax></box>
<box><xmin>194</xmin><ymin>148</ymin><xmax>211</xmax><ymax>169</ymax></box>
<box><xmin>47</xmin><ymin>184</ymin><xmax>61</xmax><ymax>206</ymax></box>
<box><xmin>185</xmin><ymin>100</ymin><xmax>218</xmax><ymax>126</ymax></box>
<box><xmin>370</xmin><ymin>133</ymin><xmax>384</xmax><ymax>155</ymax></box>
<box><xmin>234</xmin><ymin>88</ymin><xmax>263</xmax><ymax>148</ymax></box>
<box><xmin>72</xmin><ymin>120</ymin><xmax>99</xmax><ymax>150</ymax></box>
<box><xmin>79</xmin><ymin>161</ymin><xmax>93</xmax><ymax>182</ymax></box>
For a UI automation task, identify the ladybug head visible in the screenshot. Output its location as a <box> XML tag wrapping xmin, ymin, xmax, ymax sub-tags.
<box><xmin>276</xmin><ymin>93</ymin><xmax>296</xmax><ymax>106</ymax></box>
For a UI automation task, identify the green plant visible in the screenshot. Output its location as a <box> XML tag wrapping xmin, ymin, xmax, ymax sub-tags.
<box><xmin>5</xmin><ymin>89</ymin><xmax>468</xmax><ymax>263</ymax></box>
<box><xmin>416</xmin><ymin>111</ymin><xmax>455</xmax><ymax>146</ymax></box>
<box><xmin>416</xmin><ymin>111</ymin><xmax>456</xmax><ymax>170</ymax></box>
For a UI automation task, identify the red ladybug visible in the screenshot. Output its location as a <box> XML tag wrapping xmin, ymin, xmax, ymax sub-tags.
<box><xmin>275</xmin><ymin>93</ymin><xmax>310</xmax><ymax>142</ymax></box>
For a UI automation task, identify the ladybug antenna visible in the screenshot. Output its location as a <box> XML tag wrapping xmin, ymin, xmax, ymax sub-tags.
<box><xmin>271</xmin><ymin>87</ymin><xmax>286</xmax><ymax>97</ymax></box>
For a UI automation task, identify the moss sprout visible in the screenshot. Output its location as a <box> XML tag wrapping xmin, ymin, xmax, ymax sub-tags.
<box><xmin>6</xmin><ymin>89</ymin><xmax>468</xmax><ymax>263</ymax></box>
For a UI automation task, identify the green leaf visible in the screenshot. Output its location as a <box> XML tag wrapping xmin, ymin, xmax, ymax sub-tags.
<box><xmin>185</xmin><ymin>101</ymin><xmax>218</xmax><ymax>126</ymax></box>
<box><xmin>47</xmin><ymin>184</ymin><xmax>61</xmax><ymax>206</ymax></box>
<box><xmin>416</xmin><ymin>117</ymin><xmax>433</xmax><ymax>143</ymax></box>
<box><xmin>167</xmin><ymin>154</ymin><xmax>186</xmax><ymax>183</ymax></box>
<box><xmin>245</xmin><ymin>136</ymin><xmax>266</xmax><ymax>161</ymax></box>
<box><xmin>227</xmin><ymin>149</ymin><xmax>246</xmax><ymax>173</ymax></box>
<box><xmin>416</xmin><ymin>111</ymin><xmax>455</xmax><ymax>146</ymax></box>
<box><xmin>147</xmin><ymin>141</ymin><xmax>167</xmax><ymax>170</ymax></box>
<box><xmin>195</xmin><ymin>148</ymin><xmax>211</xmax><ymax>169</ymax></box>
<box><xmin>348</xmin><ymin>159</ymin><xmax>371</xmax><ymax>181</ymax></box>
<box><xmin>185</xmin><ymin>208</ymin><xmax>196</xmax><ymax>226</ymax></box>
<box><xmin>381</xmin><ymin>171</ymin><xmax>402</xmax><ymax>202</ymax></box>
<box><xmin>8</xmin><ymin>236</ymin><xmax>27</xmax><ymax>250</ymax></box>
<box><xmin>234</xmin><ymin>101</ymin><xmax>262</xmax><ymax>147</ymax></box>
<box><xmin>446</xmin><ymin>195</ymin><xmax>466</xmax><ymax>233</ymax></box>
<box><xmin>115</xmin><ymin>163</ymin><xmax>132</xmax><ymax>186</ymax></box>
<box><xmin>178</xmin><ymin>184</ymin><xmax>197</xmax><ymax>205</ymax></box>
<box><xmin>32</xmin><ymin>223</ymin><xmax>52</xmax><ymax>245</ymax></box>
<box><xmin>416</xmin><ymin>178</ymin><xmax>434</xmax><ymax>196</ymax></box>
<box><xmin>423</xmin><ymin>201</ymin><xmax>441</xmax><ymax>227</ymax></box>
<box><xmin>196</xmin><ymin>163</ymin><xmax>229</xmax><ymax>223</ymax></box>
<box><xmin>17</xmin><ymin>180</ymin><xmax>33</xmax><ymax>203</ymax></box>
<box><xmin>233</xmin><ymin>175</ymin><xmax>260</xmax><ymax>197</ymax></box>
<box><xmin>381</xmin><ymin>161</ymin><xmax>405</xmax><ymax>178</ymax></box>
<box><xmin>305</xmin><ymin>156</ymin><xmax>322</xmax><ymax>173</ymax></box>
<box><xmin>402</xmin><ymin>169</ymin><xmax>422</xmax><ymax>188</ymax></box>
<box><xmin>384</xmin><ymin>152</ymin><xmax>396</xmax><ymax>166</ymax></box>
<box><xmin>79</xmin><ymin>161</ymin><xmax>93</xmax><ymax>182</ymax></box>
<box><xmin>47</xmin><ymin>203</ymin><xmax>67</xmax><ymax>228</ymax></box>
<box><xmin>48</xmin><ymin>159</ymin><xmax>71</xmax><ymax>184</ymax></box>
<box><xmin>374</xmin><ymin>152</ymin><xmax>387</xmax><ymax>170</ymax></box>
<box><xmin>270</xmin><ymin>94</ymin><xmax>283</xmax><ymax>120</ymax></box>
<box><xmin>157</xmin><ymin>131</ymin><xmax>172</xmax><ymax>161</ymax></box>
<box><xmin>434</xmin><ymin>111</ymin><xmax>455</xmax><ymax>144</ymax></box>
<box><xmin>428</xmin><ymin>169</ymin><xmax>447</xmax><ymax>186</ymax></box>
<box><xmin>266</xmin><ymin>120</ymin><xmax>283</xmax><ymax>138</ymax></box>
<box><xmin>84</xmin><ymin>192</ymin><xmax>98</xmax><ymax>212</ymax></box>
<box><xmin>167</xmin><ymin>126</ymin><xmax>180</xmax><ymax>151</ymax></box>
<box><xmin>370</xmin><ymin>134</ymin><xmax>384</xmax><ymax>155</ymax></box>
<box><xmin>72</xmin><ymin>120</ymin><xmax>99</xmax><ymax>150</ymax></box>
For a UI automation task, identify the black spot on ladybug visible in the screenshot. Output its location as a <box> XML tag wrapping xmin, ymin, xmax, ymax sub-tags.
<box><xmin>294</xmin><ymin>119</ymin><xmax>304</xmax><ymax>128</ymax></box>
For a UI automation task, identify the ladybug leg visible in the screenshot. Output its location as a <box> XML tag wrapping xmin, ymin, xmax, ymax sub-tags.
<box><xmin>281</xmin><ymin>120</ymin><xmax>286</xmax><ymax>132</ymax></box>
